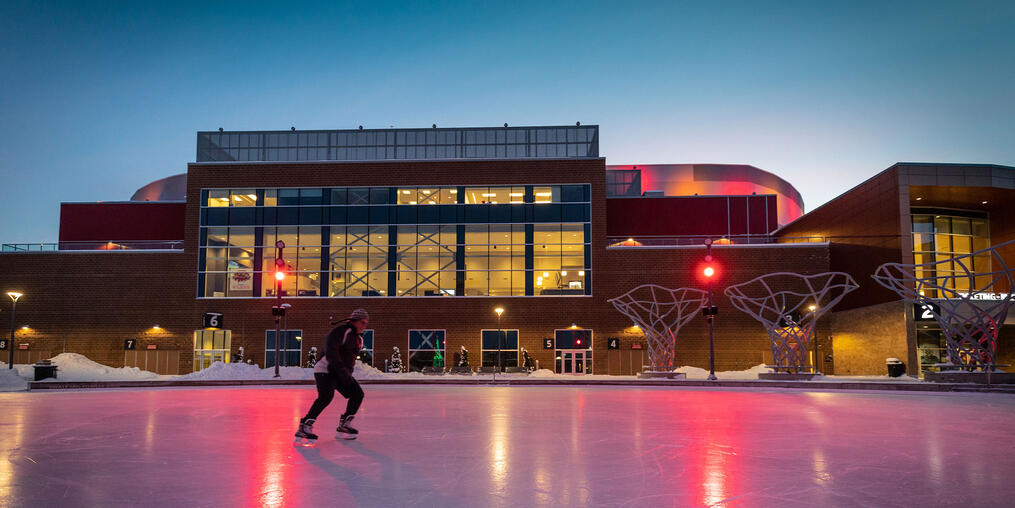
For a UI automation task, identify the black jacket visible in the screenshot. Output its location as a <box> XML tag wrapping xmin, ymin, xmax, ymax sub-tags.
<box><xmin>323</xmin><ymin>324</ymin><xmax>360</xmax><ymax>375</ymax></box>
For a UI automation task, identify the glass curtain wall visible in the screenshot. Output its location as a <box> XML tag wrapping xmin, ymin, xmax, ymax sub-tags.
<box><xmin>911</xmin><ymin>211</ymin><xmax>990</xmax><ymax>297</ymax></box>
<box><xmin>199</xmin><ymin>184</ymin><xmax>591</xmax><ymax>298</ymax></box>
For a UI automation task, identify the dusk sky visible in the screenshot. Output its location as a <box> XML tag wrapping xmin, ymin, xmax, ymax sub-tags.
<box><xmin>1</xmin><ymin>0</ymin><xmax>1012</xmax><ymax>242</ymax></box>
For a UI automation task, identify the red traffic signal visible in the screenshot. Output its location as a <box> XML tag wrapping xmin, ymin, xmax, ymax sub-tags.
<box><xmin>274</xmin><ymin>257</ymin><xmax>287</xmax><ymax>281</ymax></box>
<box><xmin>703</xmin><ymin>265</ymin><xmax>715</xmax><ymax>278</ymax></box>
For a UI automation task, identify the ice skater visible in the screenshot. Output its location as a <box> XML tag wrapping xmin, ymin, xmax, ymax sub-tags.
<box><xmin>294</xmin><ymin>308</ymin><xmax>369</xmax><ymax>444</ymax></box>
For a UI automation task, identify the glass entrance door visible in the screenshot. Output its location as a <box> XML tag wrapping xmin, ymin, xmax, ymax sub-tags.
<box><xmin>555</xmin><ymin>349</ymin><xmax>587</xmax><ymax>375</ymax></box>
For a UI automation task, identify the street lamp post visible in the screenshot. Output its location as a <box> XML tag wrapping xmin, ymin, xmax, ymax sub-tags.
<box><xmin>494</xmin><ymin>307</ymin><xmax>504</xmax><ymax>380</ymax></box>
<box><xmin>7</xmin><ymin>292</ymin><xmax>23</xmax><ymax>369</ymax></box>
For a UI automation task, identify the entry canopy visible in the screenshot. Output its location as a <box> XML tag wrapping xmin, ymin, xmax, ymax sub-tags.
<box><xmin>873</xmin><ymin>238</ymin><xmax>1015</xmax><ymax>371</ymax></box>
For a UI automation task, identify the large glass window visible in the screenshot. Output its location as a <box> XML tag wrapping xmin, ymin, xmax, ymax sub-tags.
<box><xmin>265</xmin><ymin>329</ymin><xmax>303</xmax><ymax>368</ymax></box>
<box><xmin>199</xmin><ymin>184</ymin><xmax>591</xmax><ymax>298</ymax></box>
<box><xmin>407</xmin><ymin>330</ymin><xmax>446</xmax><ymax>372</ymax></box>
<box><xmin>481</xmin><ymin>330</ymin><xmax>519</xmax><ymax>369</ymax></box>
<box><xmin>357</xmin><ymin>330</ymin><xmax>375</xmax><ymax>366</ymax></box>
<box><xmin>911</xmin><ymin>211</ymin><xmax>990</xmax><ymax>297</ymax></box>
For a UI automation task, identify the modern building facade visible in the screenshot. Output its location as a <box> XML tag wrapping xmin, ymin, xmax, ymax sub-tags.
<box><xmin>1</xmin><ymin>125</ymin><xmax>1012</xmax><ymax>377</ymax></box>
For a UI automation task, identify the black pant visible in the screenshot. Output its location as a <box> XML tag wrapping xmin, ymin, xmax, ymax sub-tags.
<box><xmin>304</xmin><ymin>371</ymin><xmax>364</xmax><ymax>421</ymax></box>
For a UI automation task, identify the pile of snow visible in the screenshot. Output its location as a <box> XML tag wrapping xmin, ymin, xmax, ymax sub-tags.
<box><xmin>37</xmin><ymin>353</ymin><xmax>164</xmax><ymax>382</ymax></box>
<box><xmin>177</xmin><ymin>361</ymin><xmax>312</xmax><ymax>381</ymax></box>
<box><xmin>0</xmin><ymin>364</ymin><xmax>29</xmax><ymax>392</ymax></box>
<box><xmin>675</xmin><ymin>364</ymin><xmax>773</xmax><ymax>380</ymax></box>
<box><xmin>529</xmin><ymin>369</ymin><xmax>557</xmax><ymax>378</ymax></box>
<box><xmin>352</xmin><ymin>361</ymin><xmax>392</xmax><ymax>380</ymax></box>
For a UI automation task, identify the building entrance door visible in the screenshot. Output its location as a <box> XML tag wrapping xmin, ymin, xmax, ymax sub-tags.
<box><xmin>556</xmin><ymin>349</ymin><xmax>588</xmax><ymax>375</ymax></box>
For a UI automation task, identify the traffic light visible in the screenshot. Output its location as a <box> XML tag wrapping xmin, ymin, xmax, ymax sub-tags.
<box><xmin>698</xmin><ymin>253</ymin><xmax>719</xmax><ymax>282</ymax></box>
<box><xmin>274</xmin><ymin>257</ymin><xmax>286</xmax><ymax>281</ymax></box>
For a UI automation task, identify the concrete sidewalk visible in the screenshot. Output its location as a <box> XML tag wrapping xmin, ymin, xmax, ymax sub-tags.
<box><xmin>26</xmin><ymin>376</ymin><xmax>1015</xmax><ymax>393</ymax></box>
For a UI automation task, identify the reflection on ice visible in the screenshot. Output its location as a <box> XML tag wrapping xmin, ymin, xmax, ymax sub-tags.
<box><xmin>0</xmin><ymin>386</ymin><xmax>1013</xmax><ymax>507</ymax></box>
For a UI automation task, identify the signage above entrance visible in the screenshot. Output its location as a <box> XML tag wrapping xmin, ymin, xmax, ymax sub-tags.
<box><xmin>915</xmin><ymin>302</ymin><xmax>940</xmax><ymax>321</ymax></box>
<box><xmin>203</xmin><ymin>312</ymin><xmax>224</xmax><ymax>329</ymax></box>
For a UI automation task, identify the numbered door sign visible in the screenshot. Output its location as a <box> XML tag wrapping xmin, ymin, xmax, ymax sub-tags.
<box><xmin>124</xmin><ymin>339</ymin><xmax>137</xmax><ymax>350</ymax></box>
<box><xmin>0</xmin><ymin>339</ymin><xmax>7</xmax><ymax>350</ymax></box>
<box><xmin>204</xmin><ymin>312</ymin><xmax>224</xmax><ymax>329</ymax></box>
<box><xmin>607</xmin><ymin>337</ymin><xmax>620</xmax><ymax>350</ymax></box>
<box><xmin>914</xmin><ymin>302</ymin><xmax>940</xmax><ymax>321</ymax></box>
<box><xmin>543</xmin><ymin>338</ymin><xmax>554</xmax><ymax>350</ymax></box>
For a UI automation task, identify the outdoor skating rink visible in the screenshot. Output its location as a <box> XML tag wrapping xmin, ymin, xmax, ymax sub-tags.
<box><xmin>2</xmin><ymin>385</ymin><xmax>1014</xmax><ymax>507</ymax></box>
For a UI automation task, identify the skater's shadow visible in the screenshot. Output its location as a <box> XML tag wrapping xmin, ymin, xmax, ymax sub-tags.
<box><xmin>296</xmin><ymin>441</ymin><xmax>456</xmax><ymax>506</ymax></box>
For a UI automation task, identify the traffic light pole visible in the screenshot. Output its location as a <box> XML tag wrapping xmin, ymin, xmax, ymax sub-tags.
<box><xmin>704</xmin><ymin>239</ymin><xmax>717</xmax><ymax>381</ymax></box>
<box><xmin>273</xmin><ymin>241</ymin><xmax>285</xmax><ymax>378</ymax></box>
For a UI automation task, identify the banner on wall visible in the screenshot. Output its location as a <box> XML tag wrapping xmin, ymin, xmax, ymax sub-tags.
<box><xmin>229</xmin><ymin>268</ymin><xmax>253</xmax><ymax>291</ymax></box>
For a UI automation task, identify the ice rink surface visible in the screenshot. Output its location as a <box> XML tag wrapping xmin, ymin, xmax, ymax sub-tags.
<box><xmin>2</xmin><ymin>386</ymin><xmax>1014</xmax><ymax>507</ymax></box>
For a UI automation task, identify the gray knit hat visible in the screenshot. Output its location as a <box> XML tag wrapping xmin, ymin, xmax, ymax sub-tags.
<box><xmin>349</xmin><ymin>308</ymin><xmax>369</xmax><ymax>321</ymax></box>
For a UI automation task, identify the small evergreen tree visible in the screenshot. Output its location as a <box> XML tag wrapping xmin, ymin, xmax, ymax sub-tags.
<box><xmin>522</xmin><ymin>347</ymin><xmax>535</xmax><ymax>371</ymax></box>
<box><xmin>459</xmin><ymin>345</ymin><xmax>470</xmax><ymax>367</ymax></box>
<box><xmin>388</xmin><ymin>346</ymin><xmax>404</xmax><ymax>373</ymax></box>
<box><xmin>432</xmin><ymin>349</ymin><xmax>444</xmax><ymax>368</ymax></box>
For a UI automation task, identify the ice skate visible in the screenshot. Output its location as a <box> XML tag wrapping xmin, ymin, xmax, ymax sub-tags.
<box><xmin>294</xmin><ymin>417</ymin><xmax>318</xmax><ymax>446</ymax></box>
<box><xmin>335</xmin><ymin>414</ymin><xmax>358</xmax><ymax>440</ymax></box>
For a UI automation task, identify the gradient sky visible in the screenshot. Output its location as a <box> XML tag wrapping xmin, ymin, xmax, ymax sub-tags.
<box><xmin>1</xmin><ymin>0</ymin><xmax>1013</xmax><ymax>242</ymax></box>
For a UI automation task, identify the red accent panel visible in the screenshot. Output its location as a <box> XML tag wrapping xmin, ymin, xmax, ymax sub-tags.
<box><xmin>59</xmin><ymin>203</ymin><xmax>186</xmax><ymax>242</ymax></box>
<box><xmin>606</xmin><ymin>195</ymin><xmax>775</xmax><ymax>237</ymax></box>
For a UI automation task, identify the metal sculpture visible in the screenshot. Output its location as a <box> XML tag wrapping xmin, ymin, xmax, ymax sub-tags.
<box><xmin>725</xmin><ymin>272</ymin><xmax>858</xmax><ymax>373</ymax></box>
<box><xmin>608</xmin><ymin>285</ymin><xmax>708</xmax><ymax>371</ymax></box>
<box><xmin>872</xmin><ymin>239</ymin><xmax>1014</xmax><ymax>371</ymax></box>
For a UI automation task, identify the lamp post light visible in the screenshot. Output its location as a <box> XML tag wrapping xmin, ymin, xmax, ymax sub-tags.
<box><xmin>494</xmin><ymin>307</ymin><xmax>505</xmax><ymax>380</ymax></box>
<box><xmin>7</xmin><ymin>292</ymin><xmax>23</xmax><ymax>369</ymax></box>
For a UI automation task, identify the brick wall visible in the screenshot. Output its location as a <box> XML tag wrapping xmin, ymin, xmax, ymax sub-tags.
<box><xmin>829</xmin><ymin>300</ymin><xmax>910</xmax><ymax>375</ymax></box>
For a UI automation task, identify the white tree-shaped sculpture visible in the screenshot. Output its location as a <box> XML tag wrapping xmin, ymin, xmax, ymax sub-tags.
<box><xmin>872</xmin><ymin>239</ymin><xmax>1014</xmax><ymax>371</ymax></box>
<box><xmin>608</xmin><ymin>285</ymin><xmax>708</xmax><ymax>372</ymax></box>
<box><xmin>725</xmin><ymin>272</ymin><xmax>858</xmax><ymax>373</ymax></box>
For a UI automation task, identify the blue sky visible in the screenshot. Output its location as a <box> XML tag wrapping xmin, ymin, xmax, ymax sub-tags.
<box><xmin>1</xmin><ymin>0</ymin><xmax>1013</xmax><ymax>242</ymax></box>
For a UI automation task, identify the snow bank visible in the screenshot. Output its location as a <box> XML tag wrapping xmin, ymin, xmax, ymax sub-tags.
<box><xmin>0</xmin><ymin>364</ymin><xmax>29</xmax><ymax>392</ymax></box>
<box><xmin>176</xmin><ymin>362</ymin><xmax>313</xmax><ymax>381</ymax></box>
<box><xmin>36</xmin><ymin>353</ymin><xmax>164</xmax><ymax>382</ymax></box>
<box><xmin>529</xmin><ymin>369</ymin><xmax>557</xmax><ymax>378</ymax></box>
<box><xmin>675</xmin><ymin>363</ymin><xmax>774</xmax><ymax>380</ymax></box>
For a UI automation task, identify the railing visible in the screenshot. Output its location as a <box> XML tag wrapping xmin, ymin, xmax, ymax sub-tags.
<box><xmin>1</xmin><ymin>241</ymin><xmax>184</xmax><ymax>253</ymax></box>
<box><xmin>606</xmin><ymin>235</ymin><xmax>828</xmax><ymax>247</ymax></box>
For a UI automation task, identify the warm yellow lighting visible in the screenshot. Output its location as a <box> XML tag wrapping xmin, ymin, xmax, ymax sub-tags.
<box><xmin>494</xmin><ymin>307</ymin><xmax>505</xmax><ymax>316</ymax></box>
<box><xmin>509</xmin><ymin>193</ymin><xmax>524</xmax><ymax>197</ymax></box>
<box><xmin>409</xmin><ymin>201</ymin><xmax>417</xmax><ymax>205</ymax></box>
<box><xmin>542</xmin><ymin>272</ymin><xmax>549</xmax><ymax>278</ymax></box>
<box><xmin>535</xmin><ymin>192</ymin><xmax>552</xmax><ymax>197</ymax></box>
<box><xmin>808</xmin><ymin>305</ymin><xmax>817</xmax><ymax>311</ymax></box>
<box><xmin>7</xmin><ymin>292</ymin><xmax>23</xmax><ymax>302</ymax></box>
<box><xmin>152</xmin><ymin>325</ymin><xmax>161</xmax><ymax>330</ymax></box>
<box><xmin>402</xmin><ymin>190</ymin><xmax>411</xmax><ymax>194</ymax></box>
<box><xmin>247</xmin><ymin>194</ymin><xmax>256</xmax><ymax>200</ymax></box>
<box><xmin>233</xmin><ymin>196</ymin><xmax>241</xmax><ymax>201</ymax></box>
<box><xmin>274</xmin><ymin>271</ymin><xmax>285</xmax><ymax>281</ymax></box>
<box><xmin>450</xmin><ymin>189</ymin><xmax>457</xmax><ymax>193</ymax></box>
<box><xmin>20</xmin><ymin>325</ymin><xmax>29</xmax><ymax>330</ymax></box>
<box><xmin>570</xmin><ymin>323</ymin><xmax>578</xmax><ymax>329</ymax></box>
<box><xmin>482</xmin><ymin>193</ymin><xmax>496</xmax><ymax>197</ymax></box>
<box><xmin>218</xmin><ymin>197</ymin><xmax>229</xmax><ymax>201</ymax></box>
<box><xmin>561</xmin><ymin>271</ymin><xmax>567</xmax><ymax>276</ymax></box>
<box><xmin>578</xmin><ymin>271</ymin><xmax>585</xmax><ymax>276</ymax></box>
<box><xmin>627</xmin><ymin>238</ymin><xmax>634</xmax><ymax>242</ymax></box>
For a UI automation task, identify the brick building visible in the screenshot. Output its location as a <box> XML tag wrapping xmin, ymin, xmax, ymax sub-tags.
<box><xmin>1</xmin><ymin>126</ymin><xmax>1011</xmax><ymax>377</ymax></box>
